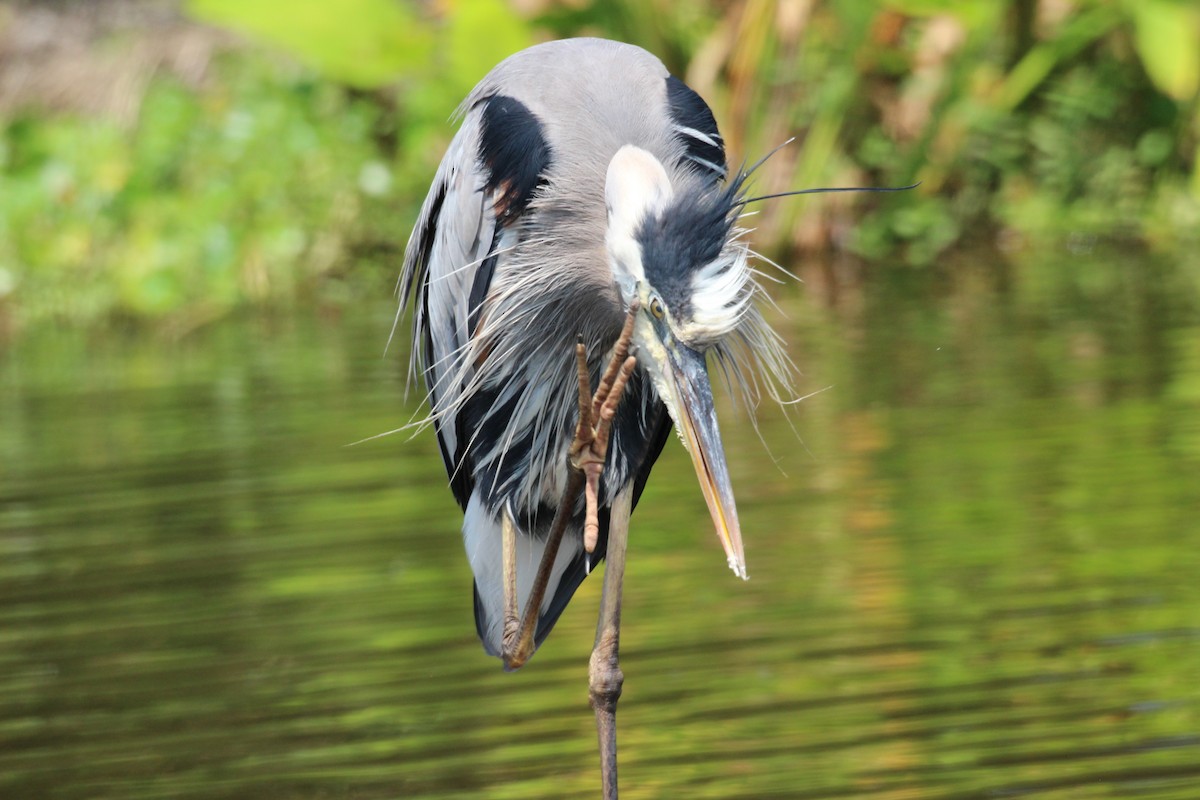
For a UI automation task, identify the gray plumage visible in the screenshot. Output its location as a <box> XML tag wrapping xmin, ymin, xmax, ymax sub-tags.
<box><xmin>398</xmin><ymin>38</ymin><xmax>794</xmax><ymax>659</ymax></box>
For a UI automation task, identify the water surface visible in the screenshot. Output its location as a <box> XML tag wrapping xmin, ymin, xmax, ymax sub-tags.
<box><xmin>2</xmin><ymin>248</ymin><xmax>1199</xmax><ymax>798</ymax></box>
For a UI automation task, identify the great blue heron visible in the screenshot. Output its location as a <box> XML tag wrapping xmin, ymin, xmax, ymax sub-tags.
<box><xmin>397</xmin><ymin>37</ymin><xmax>902</xmax><ymax>798</ymax></box>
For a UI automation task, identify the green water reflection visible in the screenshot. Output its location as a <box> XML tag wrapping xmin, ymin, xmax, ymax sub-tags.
<box><xmin>2</xmin><ymin>249</ymin><xmax>1199</xmax><ymax>799</ymax></box>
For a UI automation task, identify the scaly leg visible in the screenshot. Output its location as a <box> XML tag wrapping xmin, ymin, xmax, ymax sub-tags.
<box><xmin>500</xmin><ymin>507</ymin><xmax>520</xmax><ymax>656</ymax></box>
<box><xmin>502</xmin><ymin>305</ymin><xmax>639</xmax><ymax>670</ymax></box>
<box><xmin>573</xmin><ymin>305</ymin><xmax>639</xmax><ymax>556</ymax></box>
<box><xmin>503</xmin><ymin>470</ymin><xmax>582</xmax><ymax>670</ymax></box>
<box><xmin>590</xmin><ymin>483</ymin><xmax>632</xmax><ymax>800</ymax></box>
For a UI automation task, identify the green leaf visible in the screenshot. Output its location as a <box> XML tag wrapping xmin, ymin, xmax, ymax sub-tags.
<box><xmin>994</xmin><ymin>5</ymin><xmax>1121</xmax><ymax>111</ymax></box>
<box><xmin>186</xmin><ymin>0</ymin><xmax>434</xmax><ymax>87</ymax></box>
<box><xmin>881</xmin><ymin>0</ymin><xmax>996</xmax><ymax>28</ymax></box>
<box><xmin>1128</xmin><ymin>0</ymin><xmax>1200</xmax><ymax>101</ymax></box>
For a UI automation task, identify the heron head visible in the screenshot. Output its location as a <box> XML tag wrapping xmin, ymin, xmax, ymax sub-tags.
<box><xmin>603</xmin><ymin>145</ymin><xmax>750</xmax><ymax>579</ymax></box>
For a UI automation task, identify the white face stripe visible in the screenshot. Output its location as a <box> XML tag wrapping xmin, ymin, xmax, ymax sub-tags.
<box><xmin>605</xmin><ymin>145</ymin><xmax>674</xmax><ymax>301</ymax></box>
<box><xmin>604</xmin><ymin>145</ymin><xmax>751</xmax><ymax>347</ymax></box>
<box><xmin>680</xmin><ymin>244</ymin><xmax>753</xmax><ymax>344</ymax></box>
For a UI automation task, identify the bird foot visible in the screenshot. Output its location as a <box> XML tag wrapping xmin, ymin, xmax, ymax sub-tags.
<box><xmin>571</xmin><ymin>302</ymin><xmax>639</xmax><ymax>554</ymax></box>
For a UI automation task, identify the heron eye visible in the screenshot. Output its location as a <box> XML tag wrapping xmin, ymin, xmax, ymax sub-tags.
<box><xmin>649</xmin><ymin>297</ymin><xmax>665</xmax><ymax>319</ymax></box>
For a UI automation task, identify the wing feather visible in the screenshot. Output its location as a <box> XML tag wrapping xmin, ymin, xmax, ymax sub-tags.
<box><xmin>399</xmin><ymin>109</ymin><xmax>499</xmax><ymax>508</ymax></box>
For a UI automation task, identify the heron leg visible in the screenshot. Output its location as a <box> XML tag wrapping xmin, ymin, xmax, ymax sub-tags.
<box><xmin>590</xmin><ymin>483</ymin><xmax>632</xmax><ymax>800</ymax></box>
<box><xmin>503</xmin><ymin>470</ymin><xmax>581</xmax><ymax>669</ymax></box>
<box><xmin>571</xmin><ymin>306</ymin><xmax>638</xmax><ymax>554</ymax></box>
<box><xmin>502</xmin><ymin>305</ymin><xmax>639</xmax><ymax>671</ymax></box>
<box><xmin>500</xmin><ymin>507</ymin><xmax>520</xmax><ymax>656</ymax></box>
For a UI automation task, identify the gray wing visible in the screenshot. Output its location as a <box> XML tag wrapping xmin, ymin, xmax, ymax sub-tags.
<box><xmin>398</xmin><ymin>69</ymin><xmax>614</xmax><ymax>658</ymax></box>
<box><xmin>398</xmin><ymin>99</ymin><xmax>583</xmax><ymax>658</ymax></box>
<box><xmin>398</xmin><ymin>109</ymin><xmax>498</xmax><ymax>508</ymax></box>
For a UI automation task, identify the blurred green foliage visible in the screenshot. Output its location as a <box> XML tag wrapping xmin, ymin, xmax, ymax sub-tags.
<box><xmin>0</xmin><ymin>59</ymin><xmax>388</xmax><ymax>334</ymax></box>
<box><xmin>188</xmin><ymin>0</ymin><xmax>434</xmax><ymax>88</ymax></box>
<box><xmin>0</xmin><ymin>0</ymin><xmax>1197</xmax><ymax>338</ymax></box>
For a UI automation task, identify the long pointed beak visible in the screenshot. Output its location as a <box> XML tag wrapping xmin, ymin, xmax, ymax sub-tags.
<box><xmin>651</xmin><ymin>339</ymin><xmax>747</xmax><ymax>579</ymax></box>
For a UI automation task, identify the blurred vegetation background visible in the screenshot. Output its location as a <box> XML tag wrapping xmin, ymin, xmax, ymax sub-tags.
<box><xmin>0</xmin><ymin>0</ymin><xmax>1197</xmax><ymax>340</ymax></box>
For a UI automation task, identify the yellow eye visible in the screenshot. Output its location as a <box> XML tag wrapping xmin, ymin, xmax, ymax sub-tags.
<box><xmin>649</xmin><ymin>297</ymin><xmax>665</xmax><ymax>319</ymax></box>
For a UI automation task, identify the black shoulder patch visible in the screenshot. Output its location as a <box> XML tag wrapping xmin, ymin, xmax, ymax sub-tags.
<box><xmin>665</xmin><ymin>76</ymin><xmax>726</xmax><ymax>179</ymax></box>
<box><xmin>478</xmin><ymin>94</ymin><xmax>553</xmax><ymax>224</ymax></box>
